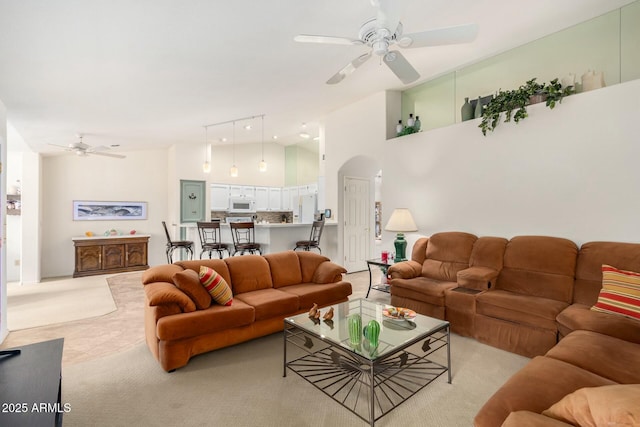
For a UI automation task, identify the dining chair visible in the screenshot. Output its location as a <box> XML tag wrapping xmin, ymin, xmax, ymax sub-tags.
<box><xmin>294</xmin><ymin>219</ymin><xmax>325</xmax><ymax>254</ymax></box>
<box><xmin>229</xmin><ymin>222</ymin><xmax>261</xmax><ymax>255</ymax></box>
<box><xmin>162</xmin><ymin>221</ymin><xmax>194</xmax><ymax>263</ymax></box>
<box><xmin>197</xmin><ymin>221</ymin><xmax>231</xmax><ymax>259</ymax></box>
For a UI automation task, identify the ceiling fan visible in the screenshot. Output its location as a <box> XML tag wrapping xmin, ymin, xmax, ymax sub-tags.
<box><xmin>48</xmin><ymin>135</ymin><xmax>126</xmax><ymax>159</ymax></box>
<box><xmin>294</xmin><ymin>0</ymin><xmax>478</xmax><ymax>85</ymax></box>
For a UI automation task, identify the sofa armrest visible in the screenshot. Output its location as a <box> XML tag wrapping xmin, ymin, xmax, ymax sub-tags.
<box><xmin>457</xmin><ymin>266</ymin><xmax>499</xmax><ymax>291</ymax></box>
<box><xmin>144</xmin><ymin>282</ymin><xmax>196</xmax><ymax>313</ymax></box>
<box><xmin>142</xmin><ymin>264</ymin><xmax>184</xmax><ymax>285</ymax></box>
<box><xmin>388</xmin><ymin>260</ymin><xmax>422</xmax><ymax>280</ymax></box>
<box><xmin>501</xmin><ymin>411</ymin><xmax>574</xmax><ymax>427</ymax></box>
<box><xmin>312</xmin><ymin>261</ymin><xmax>347</xmax><ymax>284</ymax></box>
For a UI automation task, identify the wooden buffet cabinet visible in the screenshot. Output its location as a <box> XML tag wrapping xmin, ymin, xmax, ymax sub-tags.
<box><xmin>72</xmin><ymin>235</ymin><xmax>150</xmax><ymax>277</ymax></box>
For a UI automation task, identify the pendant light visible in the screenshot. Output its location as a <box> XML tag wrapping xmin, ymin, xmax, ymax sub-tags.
<box><xmin>230</xmin><ymin>121</ymin><xmax>238</xmax><ymax>177</ymax></box>
<box><xmin>258</xmin><ymin>115</ymin><xmax>267</xmax><ymax>172</ymax></box>
<box><xmin>202</xmin><ymin>126</ymin><xmax>211</xmax><ymax>173</ymax></box>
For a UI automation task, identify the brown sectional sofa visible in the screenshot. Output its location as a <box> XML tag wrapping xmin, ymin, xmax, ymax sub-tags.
<box><xmin>387</xmin><ymin>231</ymin><xmax>640</xmax><ymax>426</ymax></box>
<box><xmin>141</xmin><ymin>250</ymin><xmax>351</xmax><ymax>372</ymax></box>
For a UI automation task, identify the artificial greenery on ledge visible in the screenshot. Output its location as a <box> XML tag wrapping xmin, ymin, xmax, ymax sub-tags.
<box><xmin>479</xmin><ymin>78</ymin><xmax>575</xmax><ymax>136</ymax></box>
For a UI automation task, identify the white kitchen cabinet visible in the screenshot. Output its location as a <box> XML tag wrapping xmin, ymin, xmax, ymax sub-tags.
<box><xmin>268</xmin><ymin>187</ymin><xmax>282</xmax><ymax>210</ymax></box>
<box><xmin>255</xmin><ymin>186</ymin><xmax>269</xmax><ymax>210</ymax></box>
<box><xmin>229</xmin><ymin>185</ymin><xmax>256</xmax><ymax>198</ymax></box>
<box><xmin>281</xmin><ymin>188</ymin><xmax>290</xmax><ymax>210</ymax></box>
<box><xmin>211</xmin><ymin>184</ymin><xmax>230</xmax><ymax>210</ymax></box>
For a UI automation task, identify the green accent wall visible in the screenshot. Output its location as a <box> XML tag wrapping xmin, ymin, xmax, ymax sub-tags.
<box><xmin>400</xmin><ymin>2</ymin><xmax>640</xmax><ymax>133</ymax></box>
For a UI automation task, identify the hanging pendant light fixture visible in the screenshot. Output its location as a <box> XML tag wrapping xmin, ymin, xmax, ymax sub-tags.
<box><xmin>230</xmin><ymin>121</ymin><xmax>238</xmax><ymax>177</ymax></box>
<box><xmin>259</xmin><ymin>115</ymin><xmax>267</xmax><ymax>172</ymax></box>
<box><xmin>202</xmin><ymin>126</ymin><xmax>211</xmax><ymax>173</ymax></box>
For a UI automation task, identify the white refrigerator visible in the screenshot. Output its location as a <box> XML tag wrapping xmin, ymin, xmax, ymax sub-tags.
<box><xmin>300</xmin><ymin>194</ymin><xmax>316</xmax><ymax>223</ymax></box>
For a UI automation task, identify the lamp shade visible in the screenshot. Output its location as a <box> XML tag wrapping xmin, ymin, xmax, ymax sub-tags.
<box><xmin>385</xmin><ymin>208</ymin><xmax>418</xmax><ymax>232</ymax></box>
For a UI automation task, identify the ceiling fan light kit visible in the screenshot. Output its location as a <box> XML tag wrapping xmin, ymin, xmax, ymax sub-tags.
<box><xmin>294</xmin><ymin>1</ymin><xmax>478</xmax><ymax>86</ymax></box>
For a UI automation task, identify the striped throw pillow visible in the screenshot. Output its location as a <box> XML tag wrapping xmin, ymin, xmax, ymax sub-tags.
<box><xmin>199</xmin><ymin>266</ymin><xmax>233</xmax><ymax>306</ymax></box>
<box><xmin>591</xmin><ymin>265</ymin><xmax>640</xmax><ymax>320</ymax></box>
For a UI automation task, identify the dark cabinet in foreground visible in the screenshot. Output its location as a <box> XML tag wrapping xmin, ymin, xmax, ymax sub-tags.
<box><xmin>73</xmin><ymin>235</ymin><xmax>150</xmax><ymax>277</ymax></box>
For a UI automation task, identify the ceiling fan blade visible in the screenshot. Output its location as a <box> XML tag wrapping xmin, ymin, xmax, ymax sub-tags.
<box><xmin>326</xmin><ymin>52</ymin><xmax>372</xmax><ymax>85</ymax></box>
<box><xmin>398</xmin><ymin>23</ymin><xmax>479</xmax><ymax>48</ymax></box>
<box><xmin>89</xmin><ymin>151</ymin><xmax>126</xmax><ymax>159</ymax></box>
<box><xmin>383</xmin><ymin>50</ymin><xmax>420</xmax><ymax>84</ymax></box>
<box><xmin>86</xmin><ymin>145</ymin><xmax>110</xmax><ymax>153</ymax></box>
<box><xmin>373</xmin><ymin>0</ymin><xmax>407</xmax><ymax>33</ymax></box>
<box><xmin>47</xmin><ymin>143</ymin><xmax>73</xmax><ymax>151</ymax></box>
<box><xmin>294</xmin><ymin>34</ymin><xmax>363</xmax><ymax>46</ymax></box>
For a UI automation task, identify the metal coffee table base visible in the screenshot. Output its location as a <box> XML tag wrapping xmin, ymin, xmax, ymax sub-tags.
<box><xmin>284</xmin><ymin>326</ymin><xmax>451</xmax><ymax>426</ymax></box>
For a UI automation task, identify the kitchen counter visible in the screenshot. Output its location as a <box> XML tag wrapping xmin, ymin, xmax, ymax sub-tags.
<box><xmin>178</xmin><ymin>222</ymin><xmax>337</xmax><ymax>261</ymax></box>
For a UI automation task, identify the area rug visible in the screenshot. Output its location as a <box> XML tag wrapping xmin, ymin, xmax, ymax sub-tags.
<box><xmin>60</xmin><ymin>332</ymin><xmax>529</xmax><ymax>427</ymax></box>
<box><xmin>7</xmin><ymin>275</ymin><xmax>117</xmax><ymax>330</ymax></box>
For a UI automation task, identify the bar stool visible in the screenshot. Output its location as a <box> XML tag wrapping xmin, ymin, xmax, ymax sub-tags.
<box><xmin>197</xmin><ymin>221</ymin><xmax>231</xmax><ymax>259</ymax></box>
<box><xmin>230</xmin><ymin>222</ymin><xmax>262</xmax><ymax>255</ymax></box>
<box><xmin>162</xmin><ymin>221</ymin><xmax>194</xmax><ymax>263</ymax></box>
<box><xmin>294</xmin><ymin>219</ymin><xmax>325</xmax><ymax>254</ymax></box>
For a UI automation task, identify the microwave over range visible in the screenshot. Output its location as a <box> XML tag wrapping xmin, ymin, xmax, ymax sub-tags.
<box><xmin>229</xmin><ymin>197</ymin><xmax>256</xmax><ymax>213</ymax></box>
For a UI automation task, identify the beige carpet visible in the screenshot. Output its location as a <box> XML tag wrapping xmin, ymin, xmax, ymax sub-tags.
<box><xmin>7</xmin><ymin>275</ymin><xmax>117</xmax><ymax>330</ymax></box>
<box><xmin>61</xmin><ymin>332</ymin><xmax>529</xmax><ymax>427</ymax></box>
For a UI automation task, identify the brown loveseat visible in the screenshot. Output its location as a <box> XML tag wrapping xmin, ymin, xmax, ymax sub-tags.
<box><xmin>387</xmin><ymin>232</ymin><xmax>640</xmax><ymax>426</ymax></box>
<box><xmin>141</xmin><ymin>251</ymin><xmax>351</xmax><ymax>372</ymax></box>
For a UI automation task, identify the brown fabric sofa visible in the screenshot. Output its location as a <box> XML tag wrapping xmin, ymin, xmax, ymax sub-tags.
<box><xmin>388</xmin><ymin>232</ymin><xmax>640</xmax><ymax>426</ymax></box>
<box><xmin>474</xmin><ymin>330</ymin><xmax>640</xmax><ymax>427</ymax></box>
<box><xmin>141</xmin><ymin>250</ymin><xmax>351</xmax><ymax>371</ymax></box>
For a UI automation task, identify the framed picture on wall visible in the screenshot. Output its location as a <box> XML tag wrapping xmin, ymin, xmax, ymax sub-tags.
<box><xmin>73</xmin><ymin>201</ymin><xmax>148</xmax><ymax>221</ymax></box>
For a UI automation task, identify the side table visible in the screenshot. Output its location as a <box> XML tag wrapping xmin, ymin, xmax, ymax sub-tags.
<box><xmin>365</xmin><ymin>258</ymin><xmax>394</xmax><ymax>298</ymax></box>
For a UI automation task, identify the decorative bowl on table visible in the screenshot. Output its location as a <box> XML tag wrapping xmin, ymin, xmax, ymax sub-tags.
<box><xmin>382</xmin><ymin>306</ymin><xmax>417</xmax><ymax>321</ymax></box>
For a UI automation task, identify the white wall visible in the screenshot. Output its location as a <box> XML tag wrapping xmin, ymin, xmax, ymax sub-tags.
<box><xmin>382</xmin><ymin>79</ymin><xmax>640</xmax><ymax>247</ymax></box>
<box><xmin>0</xmin><ymin>99</ymin><xmax>7</xmax><ymax>342</ymax></box>
<box><xmin>324</xmin><ymin>91</ymin><xmax>388</xmax><ymax>267</ymax></box>
<box><xmin>41</xmin><ymin>149</ymin><xmax>169</xmax><ymax>277</ymax></box>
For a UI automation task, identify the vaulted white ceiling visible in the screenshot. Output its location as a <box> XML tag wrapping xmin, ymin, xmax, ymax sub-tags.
<box><xmin>0</xmin><ymin>0</ymin><xmax>634</xmax><ymax>154</ymax></box>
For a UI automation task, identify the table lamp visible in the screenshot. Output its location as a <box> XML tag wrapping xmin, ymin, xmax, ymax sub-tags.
<box><xmin>385</xmin><ymin>208</ymin><xmax>418</xmax><ymax>262</ymax></box>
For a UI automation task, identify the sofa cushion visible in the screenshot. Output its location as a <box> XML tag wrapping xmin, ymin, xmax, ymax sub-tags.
<box><xmin>421</xmin><ymin>232</ymin><xmax>477</xmax><ymax>281</ymax></box>
<box><xmin>234</xmin><ymin>288</ymin><xmax>299</xmax><ymax>321</ymax></box>
<box><xmin>476</xmin><ymin>289</ymin><xmax>568</xmax><ymax>330</ymax></box>
<box><xmin>199</xmin><ymin>266</ymin><xmax>233</xmax><ymax>306</ymax></box>
<box><xmin>225</xmin><ymin>255</ymin><xmax>273</xmax><ymax>293</ymax></box>
<box><xmin>546</xmin><ymin>330</ymin><xmax>640</xmax><ymax>384</ymax></box>
<box><xmin>591</xmin><ymin>265</ymin><xmax>640</xmax><ymax>321</ymax></box>
<box><xmin>501</xmin><ymin>411</ymin><xmax>574</xmax><ymax>427</ymax></box>
<box><xmin>176</xmin><ymin>259</ymin><xmax>233</xmax><ymax>292</ymax></box>
<box><xmin>556</xmin><ymin>303</ymin><xmax>640</xmax><ymax>344</ymax></box>
<box><xmin>156</xmin><ymin>299</ymin><xmax>255</xmax><ymax>341</ymax></box>
<box><xmin>144</xmin><ymin>282</ymin><xmax>196</xmax><ymax>313</ymax></box>
<box><xmin>542</xmin><ymin>384</ymin><xmax>640</xmax><ymax>427</ymax></box>
<box><xmin>172</xmin><ymin>269</ymin><xmax>211</xmax><ymax>310</ymax></box>
<box><xmin>474</xmin><ymin>356</ymin><xmax>615</xmax><ymax>427</ymax></box>
<box><xmin>574</xmin><ymin>241</ymin><xmax>640</xmax><ymax>306</ymax></box>
<box><xmin>390</xmin><ymin>277</ymin><xmax>457</xmax><ymax>306</ymax></box>
<box><xmin>142</xmin><ymin>264</ymin><xmax>184</xmax><ymax>285</ymax></box>
<box><xmin>496</xmin><ymin>236</ymin><xmax>577</xmax><ymax>303</ymax></box>
<box><xmin>264</xmin><ymin>251</ymin><xmax>303</xmax><ymax>288</ymax></box>
<box><xmin>296</xmin><ymin>251</ymin><xmax>330</xmax><ymax>283</ymax></box>
<box><xmin>279</xmin><ymin>281</ymin><xmax>352</xmax><ymax>310</ymax></box>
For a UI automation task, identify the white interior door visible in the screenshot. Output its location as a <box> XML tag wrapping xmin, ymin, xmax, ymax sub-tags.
<box><xmin>343</xmin><ymin>176</ymin><xmax>370</xmax><ymax>272</ymax></box>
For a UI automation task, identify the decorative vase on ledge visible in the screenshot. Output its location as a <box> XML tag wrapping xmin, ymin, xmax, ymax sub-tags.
<box><xmin>474</xmin><ymin>96</ymin><xmax>483</xmax><ymax>119</ymax></box>
<box><xmin>461</xmin><ymin>97</ymin><xmax>474</xmax><ymax>121</ymax></box>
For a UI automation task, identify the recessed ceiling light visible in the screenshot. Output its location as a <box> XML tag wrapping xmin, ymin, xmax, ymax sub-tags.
<box><xmin>220</xmin><ymin>137</ymin><xmax>227</xmax><ymax>142</ymax></box>
<box><xmin>272</xmin><ymin>135</ymin><xmax>278</xmax><ymax>140</ymax></box>
<box><xmin>299</xmin><ymin>132</ymin><xmax>310</xmax><ymax>139</ymax></box>
<box><xmin>244</xmin><ymin>124</ymin><xmax>252</xmax><ymax>130</ymax></box>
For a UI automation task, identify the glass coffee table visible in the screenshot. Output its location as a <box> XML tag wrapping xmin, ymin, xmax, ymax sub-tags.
<box><xmin>283</xmin><ymin>299</ymin><xmax>451</xmax><ymax>426</ymax></box>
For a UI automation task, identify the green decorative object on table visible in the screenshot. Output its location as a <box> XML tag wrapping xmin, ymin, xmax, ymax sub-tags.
<box><xmin>348</xmin><ymin>314</ymin><xmax>362</xmax><ymax>346</ymax></box>
<box><xmin>363</xmin><ymin>320</ymin><xmax>381</xmax><ymax>350</ymax></box>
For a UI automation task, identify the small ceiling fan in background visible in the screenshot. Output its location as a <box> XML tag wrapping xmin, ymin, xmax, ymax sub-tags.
<box><xmin>294</xmin><ymin>0</ymin><xmax>478</xmax><ymax>85</ymax></box>
<box><xmin>48</xmin><ymin>135</ymin><xmax>126</xmax><ymax>159</ymax></box>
